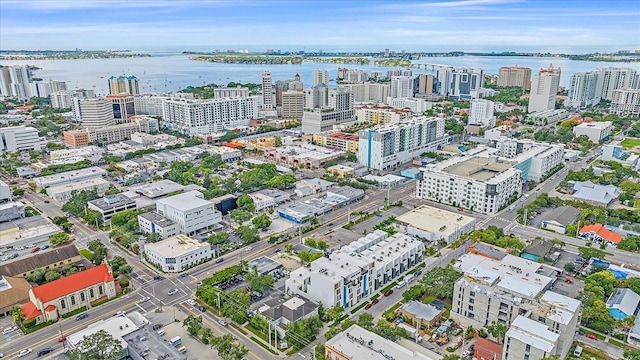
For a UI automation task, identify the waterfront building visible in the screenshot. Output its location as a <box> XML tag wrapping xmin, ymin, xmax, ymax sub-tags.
<box><xmin>50</xmin><ymin>89</ymin><xmax>94</xmax><ymax>109</ymax></box>
<box><xmin>497</xmin><ymin>66</ymin><xmax>532</xmax><ymax>90</ymax></box>
<box><xmin>338</xmin><ymin>82</ymin><xmax>389</xmax><ymax>103</ymax></box>
<box><xmin>313</xmin><ymin>69</ymin><xmax>329</xmax><ymax>86</ymax></box>
<box><xmin>108</xmin><ymin>75</ymin><xmax>139</xmax><ymax>95</ymax></box>
<box><xmin>161</xmin><ymin>97</ymin><xmax>260</xmax><ymax>135</ymax></box>
<box><xmin>529</xmin><ymin>65</ymin><xmax>561</xmax><ymax>113</ymax></box>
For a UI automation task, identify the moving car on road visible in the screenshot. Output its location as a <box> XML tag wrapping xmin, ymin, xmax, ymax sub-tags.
<box><xmin>168</xmin><ymin>288</ymin><xmax>179</xmax><ymax>296</ymax></box>
<box><xmin>17</xmin><ymin>349</ymin><xmax>32</xmax><ymax>357</ymax></box>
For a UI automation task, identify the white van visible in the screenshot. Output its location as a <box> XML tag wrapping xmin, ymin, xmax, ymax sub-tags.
<box><xmin>157</xmin><ymin>329</ymin><xmax>166</xmax><ymax>336</ymax></box>
<box><xmin>177</xmin><ymin>346</ymin><xmax>187</xmax><ymax>354</ymax></box>
<box><xmin>396</xmin><ymin>280</ymin><xmax>406</xmax><ymax>288</ymax></box>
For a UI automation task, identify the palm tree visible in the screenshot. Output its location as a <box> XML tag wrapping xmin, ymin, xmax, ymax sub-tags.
<box><xmin>285</xmin><ymin>244</ymin><xmax>294</xmax><ymax>255</ymax></box>
<box><xmin>11</xmin><ymin>305</ymin><xmax>25</xmax><ymax>328</ymax></box>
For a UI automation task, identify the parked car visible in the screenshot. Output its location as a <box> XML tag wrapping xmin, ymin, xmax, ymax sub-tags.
<box><xmin>180</xmin><ymin>273</ymin><xmax>189</xmax><ymax>278</ymax></box>
<box><xmin>384</xmin><ymin>290</ymin><xmax>394</xmax><ymax>296</ymax></box>
<box><xmin>75</xmin><ymin>313</ymin><xmax>88</xmax><ymax>321</ymax></box>
<box><xmin>186</xmin><ymin>299</ymin><xmax>196</xmax><ymax>306</ymax></box>
<box><xmin>17</xmin><ymin>349</ymin><xmax>32</xmax><ymax>358</ymax></box>
<box><xmin>215</xmin><ymin>258</ymin><xmax>224</xmax><ymax>263</ymax></box>
<box><xmin>152</xmin><ymin>324</ymin><xmax>163</xmax><ymax>331</ymax></box>
<box><xmin>31</xmin><ymin>247</ymin><xmax>41</xmax><ymax>253</ymax></box>
<box><xmin>114</xmin><ymin>310</ymin><xmax>126</xmax><ymax>316</ymax></box>
<box><xmin>364</xmin><ymin>303</ymin><xmax>373</xmax><ymax>310</ymax></box>
<box><xmin>372</xmin><ymin>299</ymin><xmax>379</xmax><ymax>305</ymax></box>
<box><xmin>168</xmin><ymin>288</ymin><xmax>179</xmax><ymax>296</ymax></box>
<box><xmin>586</xmin><ymin>333</ymin><xmax>597</xmax><ymax>340</ymax></box>
<box><xmin>219</xmin><ymin>319</ymin><xmax>228</xmax><ymax>326</ymax></box>
<box><xmin>2</xmin><ymin>326</ymin><xmax>18</xmax><ymax>335</ymax></box>
<box><xmin>41</xmin><ymin>244</ymin><xmax>49</xmax><ymax>250</ymax></box>
<box><xmin>414</xmin><ymin>270</ymin><xmax>422</xmax><ymax>277</ymax></box>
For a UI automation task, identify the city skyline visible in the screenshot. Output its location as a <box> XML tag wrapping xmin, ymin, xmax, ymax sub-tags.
<box><xmin>1</xmin><ymin>0</ymin><xmax>639</xmax><ymax>53</ymax></box>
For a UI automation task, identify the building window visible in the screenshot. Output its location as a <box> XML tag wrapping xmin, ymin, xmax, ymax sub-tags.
<box><xmin>469</xmin><ymin>298</ymin><xmax>474</xmax><ymax>304</ymax></box>
<box><xmin>90</xmin><ymin>289</ymin><xmax>94</xmax><ymax>298</ymax></box>
<box><xmin>71</xmin><ymin>295</ymin><xmax>76</xmax><ymax>305</ymax></box>
<box><xmin>61</xmin><ymin>299</ymin><xmax>66</xmax><ymax>309</ymax></box>
<box><xmin>81</xmin><ymin>293</ymin><xmax>85</xmax><ymax>302</ymax></box>
<box><xmin>470</xmin><ymin>291</ymin><xmax>475</xmax><ymax>297</ymax></box>
<box><xmin>99</xmin><ymin>285</ymin><xmax>103</xmax><ymax>295</ymax></box>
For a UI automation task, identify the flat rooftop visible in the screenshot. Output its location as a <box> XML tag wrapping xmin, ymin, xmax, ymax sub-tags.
<box><xmin>35</xmin><ymin>167</ymin><xmax>107</xmax><ymax>187</ymax></box>
<box><xmin>395</xmin><ymin>205</ymin><xmax>475</xmax><ymax>235</ymax></box>
<box><xmin>156</xmin><ymin>190</ymin><xmax>211</xmax><ymax>211</ymax></box>
<box><xmin>325</xmin><ymin>324</ymin><xmax>432</xmax><ymax>360</ymax></box>
<box><xmin>144</xmin><ymin>234</ymin><xmax>209</xmax><ymax>258</ymax></box>
<box><xmin>87</xmin><ymin>194</ymin><xmax>136</xmax><ymax>211</ymax></box>
<box><xmin>129</xmin><ymin>180</ymin><xmax>185</xmax><ymax>199</ymax></box>
<box><xmin>444</xmin><ymin>156</ymin><xmax>517</xmax><ymax>181</ymax></box>
<box><xmin>67</xmin><ymin>315</ymin><xmax>138</xmax><ymax>351</ymax></box>
<box><xmin>138</xmin><ymin>211</ymin><xmax>176</xmax><ymax>226</ymax></box>
<box><xmin>123</xmin><ymin>324</ymin><xmax>185</xmax><ymax>360</ymax></box>
<box><xmin>46</xmin><ymin>178</ymin><xmax>110</xmax><ymax>195</ymax></box>
<box><xmin>247</xmin><ymin>256</ymin><xmax>283</xmax><ymax>275</ymax></box>
<box><xmin>506</xmin><ymin>316</ymin><xmax>559</xmax><ymax>352</ymax></box>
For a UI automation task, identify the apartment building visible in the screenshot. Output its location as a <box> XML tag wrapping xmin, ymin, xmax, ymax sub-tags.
<box><xmin>338</xmin><ymin>82</ymin><xmax>389</xmax><ymax>104</ymax></box>
<box><xmin>286</xmin><ymin>232</ymin><xmax>424</xmax><ymax>308</ymax></box>
<box><xmin>72</xmin><ymin>97</ymin><xmax>115</xmax><ymax>128</ymax></box>
<box><xmin>155</xmin><ymin>190</ymin><xmax>222</xmax><ymax>235</ymax></box>
<box><xmin>161</xmin><ymin>96</ymin><xmax>260</xmax><ymax>135</ymax></box>
<box><xmin>437</xmin><ymin>67</ymin><xmax>485</xmax><ymax>99</ymax></box>
<box><xmin>357</xmin><ymin>117</ymin><xmax>445</xmax><ymax>170</ymax></box>
<box><xmin>597</xmin><ymin>67</ymin><xmax>639</xmax><ymax>101</ymax></box>
<box><xmin>565</xmin><ymin>71</ymin><xmax>600</xmax><ymax>109</ymax></box>
<box><xmin>301</xmin><ymin>88</ymin><xmax>354</xmax><ymax>134</ymax></box>
<box><xmin>529</xmin><ymin>65</ymin><xmax>561</xmax><ymax>113</ymax></box>
<box><xmin>504</xmin><ymin>316</ymin><xmax>559</xmax><ymax>360</ymax></box>
<box><xmin>0</xmin><ymin>126</ymin><xmax>43</xmax><ymax>152</ymax></box>
<box><xmin>108</xmin><ymin>75</ymin><xmax>139</xmax><ymax>95</ymax></box>
<box><xmin>388</xmin><ymin>97</ymin><xmax>433</xmax><ymax>114</ymax></box>
<box><xmin>355</xmin><ymin>104</ymin><xmax>413</xmax><ymax>125</ymax></box>
<box><xmin>50</xmin><ymin>89</ymin><xmax>95</xmax><ymax>109</ymax></box>
<box><xmin>133</xmin><ymin>92</ymin><xmax>194</xmax><ymax>116</ymax></box>
<box><xmin>390</xmin><ymin>76</ymin><xmax>414</xmax><ymax>98</ymax></box>
<box><xmin>0</xmin><ymin>65</ymin><xmax>33</xmax><ymax>100</ymax></box>
<box><xmin>573</xmin><ymin>121</ymin><xmax>614</xmax><ymax>143</ymax></box>
<box><xmin>337</xmin><ymin>68</ymin><xmax>368</xmax><ymax>84</ymax></box>
<box><xmin>106</xmin><ymin>94</ymin><xmax>135</xmax><ymax>121</ymax></box>
<box><xmin>281</xmin><ymin>91</ymin><xmax>304</xmax><ymax>119</ymax></box>
<box><xmin>417</xmin><ymin>148</ymin><xmax>522</xmax><ymax>214</ymax></box>
<box><xmin>214</xmin><ymin>87</ymin><xmax>249</xmax><ymax>98</ymax></box>
<box><xmin>469</xmin><ymin>99</ymin><xmax>495</xmax><ymax>127</ymax></box>
<box><xmin>451</xmin><ymin>254</ymin><xmax>581</xmax><ymax>360</ymax></box>
<box><xmin>498</xmin><ymin>66</ymin><xmax>532</xmax><ymax>90</ymax></box>
<box><xmin>262</xmin><ymin>70</ymin><xmax>274</xmax><ymax>109</ymax></box>
<box><xmin>313</xmin><ymin>69</ymin><xmax>330</xmax><ymax>86</ymax></box>
<box><xmin>610</xmin><ymin>88</ymin><xmax>640</xmax><ymax>116</ymax></box>
<box><xmin>494</xmin><ymin>138</ymin><xmax>564</xmax><ymax>182</ymax></box>
<box><xmin>312</xmin><ymin>131</ymin><xmax>359</xmax><ymax>153</ymax></box>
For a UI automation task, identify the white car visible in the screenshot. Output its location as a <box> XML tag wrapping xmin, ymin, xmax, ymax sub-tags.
<box><xmin>168</xmin><ymin>289</ymin><xmax>179</xmax><ymax>296</ymax></box>
<box><xmin>114</xmin><ymin>310</ymin><xmax>126</xmax><ymax>316</ymax></box>
<box><xmin>2</xmin><ymin>326</ymin><xmax>18</xmax><ymax>335</ymax></box>
<box><xmin>24</xmin><ymin>244</ymin><xmax>35</xmax><ymax>249</ymax></box>
<box><xmin>245</xmin><ymin>246</ymin><xmax>252</xmax><ymax>252</ymax></box>
<box><xmin>17</xmin><ymin>349</ymin><xmax>32</xmax><ymax>357</ymax></box>
<box><xmin>186</xmin><ymin>299</ymin><xmax>196</xmax><ymax>306</ymax></box>
<box><xmin>15</xmin><ymin>246</ymin><xmax>25</xmax><ymax>251</ymax></box>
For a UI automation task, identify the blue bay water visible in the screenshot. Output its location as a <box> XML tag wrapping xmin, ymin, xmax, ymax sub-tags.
<box><xmin>1</xmin><ymin>53</ymin><xmax>639</xmax><ymax>96</ymax></box>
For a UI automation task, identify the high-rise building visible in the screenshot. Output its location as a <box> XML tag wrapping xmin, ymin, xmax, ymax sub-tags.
<box><xmin>161</xmin><ymin>97</ymin><xmax>260</xmax><ymax>135</ymax></box>
<box><xmin>72</xmin><ymin>97</ymin><xmax>115</xmax><ymax>128</ymax></box>
<box><xmin>303</xmin><ymin>84</ymin><xmax>329</xmax><ymax>109</ymax></box>
<box><xmin>313</xmin><ymin>69</ymin><xmax>329</xmax><ymax>86</ymax></box>
<box><xmin>597</xmin><ymin>67</ymin><xmax>639</xmax><ymax>101</ymax></box>
<box><xmin>469</xmin><ymin>99</ymin><xmax>495</xmax><ymax>127</ymax></box>
<box><xmin>565</xmin><ymin>71</ymin><xmax>600</xmax><ymax>109</ymax></box>
<box><xmin>357</xmin><ymin>117</ymin><xmax>446</xmax><ymax>170</ymax></box>
<box><xmin>108</xmin><ymin>75</ymin><xmax>139</xmax><ymax>95</ymax></box>
<box><xmin>49</xmin><ymin>80</ymin><xmax>68</xmax><ymax>92</ymax></box>
<box><xmin>338</xmin><ymin>83</ymin><xmax>389</xmax><ymax>104</ymax></box>
<box><xmin>436</xmin><ymin>67</ymin><xmax>484</xmax><ymax>99</ymax></box>
<box><xmin>301</xmin><ymin>88</ymin><xmax>354</xmax><ymax>134</ymax></box>
<box><xmin>261</xmin><ymin>71</ymin><xmax>273</xmax><ymax>109</ymax></box>
<box><xmin>213</xmin><ymin>87</ymin><xmax>249</xmax><ymax>98</ymax></box>
<box><xmin>415</xmin><ymin>74</ymin><xmax>435</xmax><ymax>95</ymax></box>
<box><xmin>390</xmin><ymin>76</ymin><xmax>414</xmax><ymax>98</ymax></box>
<box><xmin>275</xmin><ymin>74</ymin><xmax>303</xmax><ymax>106</ymax></box>
<box><xmin>610</xmin><ymin>88</ymin><xmax>640</xmax><ymax>116</ymax></box>
<box><xmin>529</xmin><ymin>65</ymin><xmax>561</xmax><ymax>113</ymax></box>
<box><xmin>386</xmin><ymin>69</ymin><xmax>412</xmax><ymax>79</ymax></box>
<box><xmin>337</xmin><ymin>68</ymin><xmax>368</xmax><ymax>84</ymax></box>
<box><xmin>50</xmin><ymin>89</ymin><xmax>95</xmax><ymax>109</ymax></box>
<box><xmin>106</xmin><ymin>94</ymin><xmax>136</xmax><ymax>122</ymax></box>
<box><xmin>0</xmin><ymin>65</ymin><xmax>34</xmax><ymax>100</ymax></box>
<box><xmin>281</xmin><ymin>91</ymin><xmax>304</xmax><ymax>119</ymax></box>
<box><xmin>34</xmin><ymin>82</ymin><xmax>51</xmax><ymax>98</ymax></box>
<box><xmin>133</xmin><ymin>92</ymin><xmax>193</xmax><ymax>116</ymax></box>
<box><xmin>497</xmin><ymin>66</ymin><xmax>532</xmax><ymax>90</ymax></box>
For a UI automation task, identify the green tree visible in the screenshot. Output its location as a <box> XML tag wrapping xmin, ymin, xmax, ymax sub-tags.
<box><xmin>236</xmin><ymin>225</ymin><xmax>259</xmax><ymax>244</ymax></box>
<box><xmin>418</xmin><ymin>266</ymin><xmax>462</xmax><ymax>299</ymax></box>
<box><xmin>624</xmin><ymin>349</ymin><xmax>640</xmax><ymax>360</ymax></box>
<box><xmin>244</xmin><ymin>267</ymin><xmax>274</xmax><ymax>294</ymax></box>
<box><xmin>403</xmin><ymin>284</ymin><xmax>427</xmax><ymax>301</ymax></box>
<box><xmin>326</xmin><ymin>305</ymin><xmax>344</xmax><ymax>323</ymax></box>
<box><xmin>564</xmin><ymin>262</ymin><xmax>576</xmax><ymax>273</ymax></box>
<box><xmin>27</xmin><ymin>267</ymin><xmax>46</xmax><ymax>284</ymax></box>
<box><xmin>67</xmin><ymin>329</ymin><xmax>123</xmax><ymax>360</ymax></box>
<box><xmin>61</xmin><ymin>189</ymin><xmax>99</xmax><ymax>216</ymax></box>
<box><xmin>44</xmin><ymin>270</ymin><xmax>62</xmax><ymax>282</ymax></box>
<box><xmin>266</xmin><ymin>174</ymin><xmax>296</xmax><ymax>189</ymax></box>
<box><xmin>285</xmin><ymin>244</ymin><xmax>294</xmax><ymax>255</ymax></box>
<box><xmin>230</xmin><ymin>209</ymin><xmax>252</xmax><ymax>224</ymax></box>
<box><xmin>11</xmin><ymin>305</ymin><xmax>25</xmax><ymax>327</ymax></box>
<box><xmin>236</xmin><ymin>194</ymin><xmax>255</xmax><ymax>212</ymax></box>
<box><xmin>285</xmin><ymin>315</ymin><xmax>323</xmax><ymax>349</ymax></box>
<box><xmin>252</xmin><ymin>213</ymin><xmax>272</xmax><ymax>229</ymax></box>
<box><xmin>442</xmin><ymin>356</ymin><xmax>461</xmax><ymax>360</ymax></box>
<box><xmin>183</xmin><ymin>315</ymin><xmax>203</xmax><ymax>336</ymax></box>
<box><xmin>12</xmin><ymin>188</ymin><xmax>24</xmax><ymax>196</ymax></box>
<box><xmin>579</xmin><ymin>247</ymin><xmax>607</xmax><ymax>260</ymax></box>
<box><xmin>373</xmin><ymin>319</ymin><xmax>407</xmax><ymax>341</ymax></box>
<box><xmin>119</xmin><ymin>278</ymin><xmax>130</xmax><ymax>289</ymax></box>
<box><xmin>220</xmin><ymin>289</ymin><xmax>251</xmax><ymax>323</ymax></box>
<box><xmin>208</xmin><ymin>232</ymin><xmax>229</xmax><ymax>245</ymax></box>
<box><xmin>357</xmin><ymin>312</ymin><xmax>374</xmax><ymax>330</ymax></box>
<box><xmin>210</xmin><ymin>334</ymin><xmax>249</xmax><ymax>360</ymax></box>
<box><xmin>486</xmin><ymin>321</ymin><xmax>508</xmax><ymax>344</ymax></box>
<box><xmin>274</xmin><ymin>135</ymin><xmax>282</xmax><ymax>147</ymax></box>
<box><xmin>50</xmin><ymin>232</ymin><xmax>70</xmax><ymax>247</ymax></box>
<box><xmin>88</xmin><ymin>239</ymin><xmax>108</xmax><ymax>265</ymax></box>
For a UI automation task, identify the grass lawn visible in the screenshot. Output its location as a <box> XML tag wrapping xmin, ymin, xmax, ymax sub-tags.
<box><xmin>621</xmin><ymin>138</ymin><xmax>640</xmax><ymax>148</ymax></box>
<box><xmin>380</xmin><ymin>281</ymin><xmax>397</xmax><ymax>294</ymax></box>
<box><xmin>79</xmin><ymin>249</ymin><xmax>94</xmax><ymax>261</ymax></box>
<box><xmin>607</xmin><ymin>338</ymin><xmax>625</xmax><ymax>348</ymax></box>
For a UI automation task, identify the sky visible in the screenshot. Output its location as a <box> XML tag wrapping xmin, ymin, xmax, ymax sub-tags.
<box><xmin>1</xmin><ymin>0</ymin><xmax>639</xmax><ymax>53</ymax></box>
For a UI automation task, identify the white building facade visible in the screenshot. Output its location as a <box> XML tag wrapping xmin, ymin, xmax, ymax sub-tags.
<box><xmin>573</xmin><ymin>121</ymin><xmax>614</xmax><ymax>143</ymax></box>
<box><xmin>610</xmin><ymin>88</ymin><xmax>640</xmax><ymax>116</ymax></box>
<box><xmin>161</xmin><ymin>97</ymin><xmax>259</xmax><ymax>135</ymax></box>
<box><xmin>144</xmin><ymin>234</ymin><xmax>212</xmax><ymax>272</ymax></box>
<box><xmin>529</xmin><ymin>65</ymin><xmax>561</xmax><ymax>113</ymax></box>
<box><xmin>155</xmin><ymin>190</ymin><xmax>222</xmax><ymax>235</ymax></box>
<box><xmin>469</xmin><ymin>99</ymin><xmax>495</xmax><ymax>127</ymax></box>
<box><xmin>0</xmin><ymin>126</ymin><xmax>42</xmax><ymax>152</ymax></box>
<box><xmin>565</xmin><ymin>71</ymin><xmax>600</xmax><ymax>109</ymax></box>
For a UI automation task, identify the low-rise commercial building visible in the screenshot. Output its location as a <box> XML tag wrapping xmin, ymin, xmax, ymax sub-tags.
<box><xmin>0</xmin><ymin>276</ymin><xmax>31</xmax><ymax>317</ymax></box>
<box><xmin>325</xmin><ymin>324</ymin><xmax>433</xmax><ymax>360</ymax></box>
<box><xmin>0</xmin><ymin>126</ymin><xmax>43</xmax><ymax>152</ymax></box>
<box><xmin>394</xmin><ymin>205</ymin><xmax>476</xmax><ymax>243</ymax></box>
<box><xmin>0</xmin><ymin>244</ymin><xmax>82</xmax><ymax>278</ymax></box>
<box><xmin>279</xmin><ymin>186</ymin><xmax>364</xmax><ymax>223</ymax></box>
<box><xmin>138</xmin><ymin>211</ymin><xmax>180</xmax><ymax>239</ymax></box>
<box><xmin>398</xmin><ymin>300</ymin><xmax>444</xmax><ymax>328</ymax></box>
<box><xmin>155</xmin><ymin>190</ymin><xmax>221</xmax><ymax>235</ymax></box>
<box><xmin>87</xmin><ymin>194</ymin><xmax>137</xmax><ymax>224</ymax></box>
<box><xmin>144</xmin><ymin>234</ymin><xmax>212</xmax><ymax>272</ymax></box>
<box><xmin>568</xmin><ymin>180</ymin><xmax>621</xmax><ymax>207</ymax></box>
<box><xmin>265</xmin><ymin>143</ymin><xmax>345</xmax><ymax>169</ymax></box>
<box><xmin>248</xmin><ymin>189</ymin><xmax>291</xmax><ymax>212</ymax></box>
<box><xmin>312</xmin><ymin>131</ymin><xmax>359</xmax><ymax>153</ymax></box>
<box><xmin>573</xmin><ymin>121</ymin><xmax>614</xmax><ymax>143</ymax></box>
<box><xmin>47</xmin><ymin>178</ymin><xmax>111</xmax><ymax>203</ymax></box>
<box><xmin>33</xmin><ymin>166</ymin><xmax>107</xmax><ymax>189</ymax></box>
<box><xmin>606</xmin><ymin>288</ymin><xmax>640</xmax><ymax>320</ymax></box>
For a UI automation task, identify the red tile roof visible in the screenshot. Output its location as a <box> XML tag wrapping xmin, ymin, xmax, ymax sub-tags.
<box><xmin>474</xmin><ymin>338</ymin><xmax>503</xmax><ymax>360</ymax></box>
<box><xmin>32</xmin><ymin>264</ymin><xmax>114</xmax><ymax>303</ymax></box>
<box><xmin>44</xmin><ymin>305</ymin><xmax>57</xmax><ymax>312</ymax></box>
<box><xmin>579</xmin><ymin>223</ymin><xmax>624</xmax><ymax>243</ymax></box>
<box><xmin>20</xmin><ymin>301</ymin><xmax>42</xmax><ymax>320</ymax></box>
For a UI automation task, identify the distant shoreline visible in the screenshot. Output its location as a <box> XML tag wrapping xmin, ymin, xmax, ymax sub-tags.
<box><xmin>0</xmin><ymin>50</ymin><xmax>151</xmax><ymax>61</ymax></box>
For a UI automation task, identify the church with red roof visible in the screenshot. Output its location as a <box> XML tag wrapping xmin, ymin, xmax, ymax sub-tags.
<box><xmin>20</xmin><ymin>263</ymin><xmax>116</xmax><ymax>324</ymax></box>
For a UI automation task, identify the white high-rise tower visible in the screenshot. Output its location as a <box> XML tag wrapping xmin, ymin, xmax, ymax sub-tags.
<box><xmin>261</xmin><ymin>70</ymin><xmax>273</xmax><ymax>109</ymax></box>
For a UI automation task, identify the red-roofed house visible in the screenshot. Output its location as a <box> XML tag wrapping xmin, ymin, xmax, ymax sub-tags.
<box><xmin>579</xmin><ymin>223</ymin><xmax>624</xmax><ymax>246</ymax></box>
<box><xmin>21</xmin><ymin>264</ymin><xmax>116</xmax><ymax>324</ymax></box>
<box><xmin>474</xmin><ymin>338</ymin><xmax>503</xmax><ymax>360</ymax></box>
